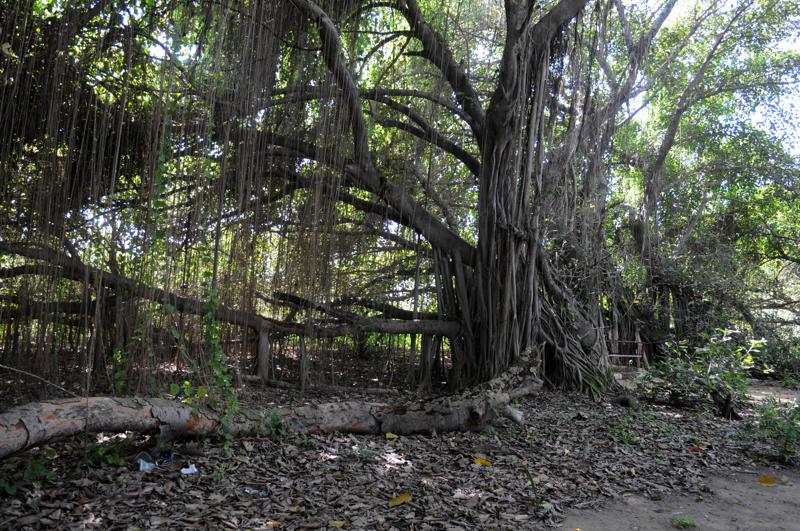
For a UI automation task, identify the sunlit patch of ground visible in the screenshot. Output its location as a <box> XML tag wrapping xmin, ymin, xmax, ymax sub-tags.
<box><xmin>747</xmin><ymin>379</ymin><xmax>800</xmax><ymax>406</ymax></box>
<box><xmin>560</xmin><ymin>467</ymin><xmax>800</xmax><ymax>531</ymax></box>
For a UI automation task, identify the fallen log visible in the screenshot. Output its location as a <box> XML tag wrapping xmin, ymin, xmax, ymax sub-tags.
<box><xmin>0</xmin><ymin>378</ymin><xmax>542</xmax><ymax>460</ymax></box>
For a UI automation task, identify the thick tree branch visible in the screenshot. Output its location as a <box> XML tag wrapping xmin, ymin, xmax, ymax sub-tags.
<box><xmin>399</xmin><ymin>0</ymin><xmax>486</xmax><ymax>145</ymax></box>
<box><xmin>278</xmin><ymin>2</ymin><xmax>478</xmax><ymax>264</ymax></box>
<box><xmin>335</xmin><ymin>296</ymin><xmax>439</xmax><ymax>320</ymax></box>
<box><xmin>0</xmin><ymin>243</ymin><xmax>461</xmax><ymax>338</ymax></box>
<box><xmin>368</xmin><ymin>92</ymin><xmax>480</xmax><ymax>175</ymax></box>
<box><xmin>376</xmin><ymin>117</ymin><xmax>481</xmax><ymax>176</ymax></box>
<box><xmin>363</xmin><ymin>88</ymin><xmax>475</xmax><ymax>127</ymax></box>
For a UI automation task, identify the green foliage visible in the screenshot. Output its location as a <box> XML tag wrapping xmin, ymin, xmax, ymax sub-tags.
<box><xmin>210</xmin><ymin>463</ymin><xmax>230</xmax><ymax>481</ymax></box>
<box><xmin>202</xmin><ymin>288</ymin><xmax>237</xmax><ymax>418</ymax></box>
<box><xmin>295</xmin><ymin>435</ymin><xmax>318</xmax><ymax>448</ymax></box>
<box><xmin>86</xmin><ymin>439</ymin><xmax>129</xmax><ymax>467</ymax></box>
<box><xmin>23</xmin><ymin>457</ymin><xmax>55</xmax><ymax>482</ymax></box>
<box><xmin>170</xmin><ymin>380</ymin><xmax>209</xmax><ymax>405</ymax></box>
<box><xmin>638</xmin><ymin>411</ymin><xmax>674</xmax><ymax>436</ymax></box>
<box><xmin>111</xmin><ymin>349</ymin><xmax>127</xmax><ymax>393</ymax></box>
<box><xmin>610</xmin><ymin>413</ymin><xmax>641</xmax><ymax>447</ymax></box>
<box><xmin>671</xmin><ymin>516</ymin><xmax>697</xmax><ymax>529</ymax></box>
<box><xmin>608</xmin><ymin>410</ymin><xmax>674</xmax><ymax>449</ymax></box>
<box><xmin>519</xmin><ymin>459</ymin><xmax>549</xmax><ymax>511</ymax></box>
<box><xmin>503</xmin><ymin>426</ymin><xmax>519</xmax><ymax>439</ymax></box>
<box><xmin>256</xmin><ymin>409</ymin><xmax>286</xmax><ymax>439</ymax></box>
<box><xmin>751</xmin><ymin>337</ymin><xmax>800</xmax><ymax>387</ymax></box>
<box><xmin>0</xmin><ymin>479</ymin><xmax>17</xmax><ymax>496</ymax></box>
<box><xmin>744</xmin><ymin>398</ymin><xmax>800</xmax><ymax>463</ymax></box>
<box><xmin>639</xmin><ymin>330</ymin><xmax>755</xmax><ymax>414</ymax></box>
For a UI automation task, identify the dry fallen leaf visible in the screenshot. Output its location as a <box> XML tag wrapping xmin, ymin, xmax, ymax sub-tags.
<box><xmin>389</xmin><ymin>492</ymin><xmax>412</xmax><ymax>507</ymax></box>
<box><xmin>758</xmin><ymin>475</ymin><xmax>777</xmax><ymax>486</ymax></box>
<box><xmin>473</xmin><ymin>457</ymin><xmax>492</xmax><ymax>466</ymax></box>
<box><xmin>328</xmin><ymin>520</ymin><xmax>348</xmax><ymax>528</ymax></box>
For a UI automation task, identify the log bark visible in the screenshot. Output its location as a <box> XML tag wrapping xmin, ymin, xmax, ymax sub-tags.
<box><xmin>0</xmin><ymin>378</ymin><xmax>542</xmax><ymax>459</ymax></box>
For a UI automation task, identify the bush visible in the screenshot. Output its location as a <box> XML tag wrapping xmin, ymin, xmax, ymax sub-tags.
<box><xmin>751</xmin><ymin>336</ymin><xmax>800</xmax><ymax>388</ymax></box>
<box><xmin>744</xmin><ymin>398</ymin><xmax>800</xmax><ymax>463</ymax></box>
<box><xmin>639</xmin><ymin>329</ymin><xmax>756</xmax><ymax>417</ymax></box>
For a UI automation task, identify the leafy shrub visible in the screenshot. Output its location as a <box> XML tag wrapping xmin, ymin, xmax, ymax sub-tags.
<box><xmin>744</xmin><ymin>398</ymin><xmax>800</xmax><ymax>463</ymax></box>
<box><xmin>751</xmin><ymin>336</ymin><xmax>800</xmax><ymax>388</ymax></box>
<box><xmin>22</xmin><ymin>456</ymin><xmax>55</xmax><ymax>481</ymax></box>
<box><xmin>639</xmin><ymin>329</ymin><xmax>756</xmax><ymax>417</ymax></box>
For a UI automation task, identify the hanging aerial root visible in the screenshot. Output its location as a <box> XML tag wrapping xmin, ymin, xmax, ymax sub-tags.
<box><xmin>539</xmin><ymin>296</ymin><xmax>611</xmax><ymax>395</ymax></box>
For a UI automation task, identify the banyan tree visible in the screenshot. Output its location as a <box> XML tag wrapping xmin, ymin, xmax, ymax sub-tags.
<box><xmin>2</xmin><ymin>0</ymin><xmax>799</xmax><ymax>452</ymax></box>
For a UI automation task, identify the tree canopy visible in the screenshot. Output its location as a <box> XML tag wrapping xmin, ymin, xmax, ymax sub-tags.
<box><xmin>1</xmin><ymin>0</ymin><xmax>799</xmax><ymax>401</ymax></box>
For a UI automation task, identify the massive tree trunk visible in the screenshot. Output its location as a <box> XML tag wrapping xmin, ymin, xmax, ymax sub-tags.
<box><xmin>0</xmin><ymin>0</ymin><xmax>691</xmax><ymax>400</ymax></box>
<box><xmin>457</xmin><ymin>0</ymin><xmax>613</xmax><ymax>391</ymax></box>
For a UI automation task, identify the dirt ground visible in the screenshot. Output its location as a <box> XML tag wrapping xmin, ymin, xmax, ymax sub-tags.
<box><xmin>1</xmin><ymin>380</ymin><xmax>798</xmax><ymax>530</ymax></box>
<box><xmin>560</xmin><ymin>381</ymin><xmax>800</xmax><ymax>531</ymax></box>
<box><xmin>747</xmin><ymin>380</ymin><xmax>800</xmax><ymax>406</ymax></box>
<box><xmin>560</xmin><ymin>467</ymin><xmax>800</xmax><ymax>530</ymax></box>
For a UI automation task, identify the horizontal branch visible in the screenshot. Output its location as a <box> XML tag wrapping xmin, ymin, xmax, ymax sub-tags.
<box><xmin>0</xmin><ymin>265</ymin><xmax>62</xmax><ymax>279</ymax></box>
<box><xmin>273</xmin><ymin>292</ymin><xmax>361</xmax><ymax>322</ymax></box>
<box><xmin>335</xmin><ymin>296</ymin><xmax>439</xmax><ymax>320</ymax></box>
<box><xmin>0</xmin><ymin>243</ymin><xmax>460</xmax><ymax>337</ymax></box>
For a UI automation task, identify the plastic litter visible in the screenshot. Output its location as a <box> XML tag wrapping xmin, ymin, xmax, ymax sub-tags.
<box><xmin>244</xmin><ymin>487</ymin><xmax>269</xmax><ymax>497</ymax></box>
<box><xmin>134</xmin><ymin>452</ymin><xmax>156</xmax><ymax>472</ymax></box>
<box><xmin>180</xmin><ymin>463</ymin><xmax>198</xmax><ymax>475</ymax></box>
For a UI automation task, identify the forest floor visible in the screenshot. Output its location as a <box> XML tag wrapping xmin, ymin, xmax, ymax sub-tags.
<box><xmin>0</xmin><ymin>382</ymin><xmax>798</xmax><ymax>530</ymax></box>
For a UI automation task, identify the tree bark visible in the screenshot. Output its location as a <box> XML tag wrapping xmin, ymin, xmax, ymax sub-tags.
<box><xmin>257</xmin><ymin>328</ymin><xmax>272</xmax><ymax>382</ymax></box>
<box><xmin>0</xmin><ymin>243</ymin><xmax>461</xmax><ymax>338</ymax></box>
<box><xmin>0</xmin><ymin>377</ymin><xmax>541</xmax><ymax>460</ymax></box>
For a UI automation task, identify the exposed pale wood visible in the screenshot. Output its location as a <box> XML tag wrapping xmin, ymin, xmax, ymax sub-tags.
<box><xmin>0</xmin><ymin>378</ymin><xmax>543</xmax><ymax>459</ymax></box>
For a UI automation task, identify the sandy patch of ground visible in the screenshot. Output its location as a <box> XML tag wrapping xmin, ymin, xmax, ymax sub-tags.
<box><xmin>560</xmin><ymin>466</ymin><xmax>800</xmax><ymax>531</ymax></box>
<box><xmin>748</xmin><ymin>380</ymin><xmax>800</xmax><ymax>406</ymax></box>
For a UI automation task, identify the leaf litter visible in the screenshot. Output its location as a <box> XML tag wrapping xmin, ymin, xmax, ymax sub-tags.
<box><xmin>0</xmin><ymin>386</ymin><xmax>788</xmax><ymax>529</ymax></box>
